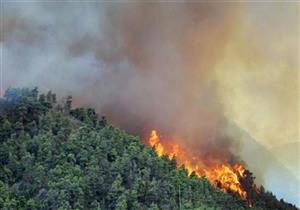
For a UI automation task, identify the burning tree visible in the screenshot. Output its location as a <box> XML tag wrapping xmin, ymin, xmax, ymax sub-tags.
<box><xmin>148</xmin><ymin>129</ymin><xmax>261</xmax><ymax>207</ymax></box>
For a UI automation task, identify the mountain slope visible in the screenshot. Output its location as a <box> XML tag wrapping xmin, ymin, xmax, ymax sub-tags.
<box><xmin>0</xmin><ymin>88</ymin><xmax>297</xmax><ymax>210</ymax></box>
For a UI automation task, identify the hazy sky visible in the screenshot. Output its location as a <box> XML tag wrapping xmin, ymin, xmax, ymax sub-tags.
<box><xmin>215</xmin><ymin>3</ymin><xmax>299</xmax><ymax>149</ymax></box>
<box><xmin>1</xmin><ymin>1</ymin><xmax>299</xmax><ymax>205</ymax></box>
<box><xmin>2</xmin><ymin>2</ymin><xmax>298</xmax><ymax>148</ymax></box>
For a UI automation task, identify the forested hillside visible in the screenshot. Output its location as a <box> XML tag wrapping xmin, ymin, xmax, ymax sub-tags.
<box><xmin>0</xmin><ymin>88</ymin><xmax>297</xmax><ymax>210</ymax></box>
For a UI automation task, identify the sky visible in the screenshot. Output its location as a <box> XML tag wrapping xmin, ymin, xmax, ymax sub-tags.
<box><xmin>1</xmin><ymin>1</ymin><xmax>299</xmax><ymax>206</ymax></box>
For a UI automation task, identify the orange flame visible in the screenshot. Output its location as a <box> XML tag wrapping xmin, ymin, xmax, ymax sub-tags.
<box><xmin>149</xmin><ymin>130</ymin><xmax>164</xmax><ymax>156</ymax></box>
<box><xmin>148</xmin><ymin>129</ymin><xmax>248</xmax><ymax>200</ymax></box>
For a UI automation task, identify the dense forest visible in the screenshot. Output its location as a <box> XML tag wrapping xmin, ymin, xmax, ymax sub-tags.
<box><xmin>0</xmin><ymin>88</ymin><xmax>297</xmax><ymax>210</ymax></box>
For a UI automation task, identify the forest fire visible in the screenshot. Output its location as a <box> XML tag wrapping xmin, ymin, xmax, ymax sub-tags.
<box><xmin>148</xmin><ymin>130</ymin><xmax>249</xmax><ymax>201</ymax></box>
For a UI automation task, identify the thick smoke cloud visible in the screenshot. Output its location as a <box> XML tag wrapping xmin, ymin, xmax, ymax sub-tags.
<box><xmin>2</xmin><ymin>2</ymin><xmax>299</xmax><ymax>205</ymax></box>
<box><xmin>2</xmin><ymin>2</ymin><xmax>240</xmax><ymax>162</ymax></box>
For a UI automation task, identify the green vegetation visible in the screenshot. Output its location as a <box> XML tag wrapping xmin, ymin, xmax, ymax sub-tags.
<box><xmin>0</xmin><ymin>88</ymin><xmax>297</xmax><ymax>210</ymax></box>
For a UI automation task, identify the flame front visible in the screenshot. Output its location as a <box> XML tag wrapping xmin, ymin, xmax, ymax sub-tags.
<box><xmin>204</xmin><ymin>164</ymin><xmax>247</xmax><ymax>199</ymax></box>
<box><xmin>148</xmin><ymin>130</ymin><xmax>248</xmax><ymax>200</ymax></box>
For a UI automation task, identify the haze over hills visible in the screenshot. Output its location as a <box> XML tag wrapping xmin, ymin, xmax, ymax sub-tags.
<box><xmin>227</xmin><ymin>121</ymin><xmax>300</xmax><ymax>207</ymax></box>
<box><xmin>269</xmin><ymin>142</ymin><xmax>300</xmax><ymax>182</ymax></box>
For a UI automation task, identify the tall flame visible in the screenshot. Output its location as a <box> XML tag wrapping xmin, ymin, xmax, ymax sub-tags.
<box><xmin>148</xmin><ymin>130</ymin><xmax>248</xmax><ymax>200</ymax></box>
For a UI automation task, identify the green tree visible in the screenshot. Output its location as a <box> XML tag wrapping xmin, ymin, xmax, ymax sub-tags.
<box><xmin>0</xmin><ymin>87</ymin><xmax>297</xmax><ymax>210</ymax></box>
<box><xmin>107</xmin><ymin>175</ymin><xmax>126</xmax><ymax>209</ymax></box>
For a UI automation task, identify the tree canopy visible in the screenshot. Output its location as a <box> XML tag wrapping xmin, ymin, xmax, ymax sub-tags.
<box><xmin>0</xmin><ymin>88</ymin><xmax>297</xmax><ymax>210</ymax></box>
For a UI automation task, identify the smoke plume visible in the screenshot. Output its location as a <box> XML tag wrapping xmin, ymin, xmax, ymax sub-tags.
<box><xmin>2</xmin><ymin>2</ymin><xmax>240</xmax><ymax>160</ymax></box>
<box><xmin>2</xmin><ymin>1</ymin><xmax>299</xmax><ymax>205</ymax></box>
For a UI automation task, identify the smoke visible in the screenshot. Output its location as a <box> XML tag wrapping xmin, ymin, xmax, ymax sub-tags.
<box><xmin>2</xmin><ymin>1</ymin><xmax>299</xmax><ymax>204</ymax></box>
<box><xmin>2</xmin><ymin>2</ymin><xmax>241</xmax><ymax>160</ymax></box>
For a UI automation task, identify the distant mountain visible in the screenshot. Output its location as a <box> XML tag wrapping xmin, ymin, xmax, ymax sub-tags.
<box><xmin>227</xmin><ymin>121</ymin><xmax>300</xmax><ymax>207</ymax></box>
<box><xmin>269</xmin><ymin>142</ymin><xmax>300</xmax><ymax>182</ymax></box>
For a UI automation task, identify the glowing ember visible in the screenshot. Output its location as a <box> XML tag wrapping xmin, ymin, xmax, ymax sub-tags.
<box><xmin>148</xmin><ymin>129</ymin><xmax>248</xmax><ymax>200</ymax></box>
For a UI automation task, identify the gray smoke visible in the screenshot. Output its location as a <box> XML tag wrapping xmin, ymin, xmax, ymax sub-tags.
<box><xmin>2</xmin><ymin>2</ymin><xmax>299</xmax><ymax>205</ymax></box>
